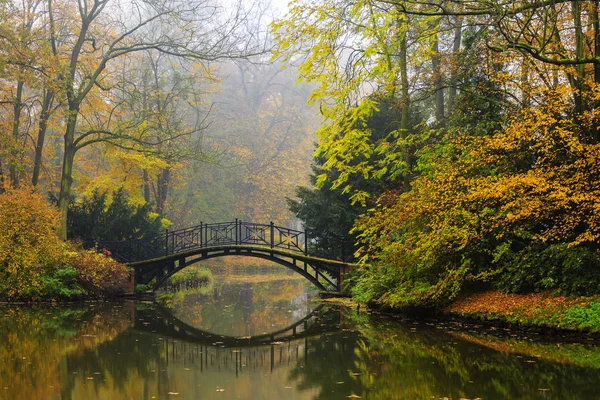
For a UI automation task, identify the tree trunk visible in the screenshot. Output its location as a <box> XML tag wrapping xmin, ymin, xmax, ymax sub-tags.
<box><xmin>447</xmin><ymin>16</ymin><xmax>462</xmax><ymax>116</ymax></box>
<box><xmin>0</xmin><ymin>160</ymin><xmax>5</xmax><ymax>194</ymax></box>
<box><xmin>593</xmin><ymin>1</ymin><xmax>600</xmax><ymax>85</ymax></box>
<box><xmin>9</xmin><ymin>80</ymin><xmax>24</xmax><ymax>187</ymax></box>
<box><xmin>155</xmin><ymin>167</ymin><xmax>171</xmax><ymax>215</ymax></box>
<box><xmin>399</xmin><ymin>17</ymin><xmax>411</xmax><ymax>191</ymax></box>
<box><xmin>143</xmin><ymin>169</ymin><xmax>151</xmax><ymax>203</ymax></box>
<box><xmin>32</xmin><ymin>90</ymin><xmax>54</xmax><ymax>186</ymax></box>
<box><xmin>521</xmin><ymin>56</ymin><xmax>530</xmax><ymax>108</ymax></box>
<box><xmin>572</xmin><ymin>0</ymin><xmax>585</xmax><ymax>115</ymax></box>
<box><xmin>431</xmin><ymin>23</ymin><xmax>445</xmax><ymax>125</ymax></box>
<box><xmin>57</xmin><ymin>110</ymin><xmax>78</xmax><ymax>240</ymax></box>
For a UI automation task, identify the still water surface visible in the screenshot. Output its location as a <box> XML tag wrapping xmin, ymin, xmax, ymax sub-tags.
<box><xmin>0</xmin><ymin>268</ymin><xmax>599</xmax><ymax>399</ymax></box>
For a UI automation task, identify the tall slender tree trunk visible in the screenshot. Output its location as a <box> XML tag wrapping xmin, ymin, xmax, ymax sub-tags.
<box><xmin>143</xmin><ymin>169</ymin><xmax>151</xmax><ymax>203</ymax></box>
<box><xmin>447</xmin><ymin>16</ymin><xmax>462</xmax><ymax>116</ymax></box>
<box><xmin>155</xmin><ymin>167</ymin><xmax>171</xmax><ymax>215</ymax></box>
<box><xmin>0</xmin><ymin>160</ymin><xmax>5</xmax><ymax>193</ymax></box>
<box><xmin>572</xmin><ymin>0</ymin><xmax>585</xmax><ymax>115</ymax></box>
<box><xmin>32</xmin><ymin>90</ymin><xmax>54</xmax><ymax>186</ymax></box>
<box><xmin>431</xmin><ymin>21</ymin><xmax>444</xmax><ymax>125</ymax></box>
<box><xmin>399</xmin><ymin>16</ymin><xmax>411</xmax><ymax>191</ymax></box>
<box><xmin>9</xmin><ymin>80</ymin><xmax>24</xmax><ymax>187</ymax></box>
<box><xmin>592</xmin><ymin>0</ymin><xmax>600</xmax><ymax>142</ymax></box>
<box><xmin>521</xmin><ymin>56</ymin><xmax>530</xmax><ymax>108</ymax></box>
<box><xmin>57</xmin><ymin>109</ymin><xmax>78</xmax><ymax>240</ymax></box>
<box><xmin>593</xmin><ymin>1</ymin><xmax>600</xmax><ymax>85</ymax></box>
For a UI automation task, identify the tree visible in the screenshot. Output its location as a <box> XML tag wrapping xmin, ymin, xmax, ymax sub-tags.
<box><xmin>40</xmin><ymin>0</ymin><xmax>264</xmax><ymax>239</ymax></box>
<box><xmin>273</xmin><ymin>0</ymin><xmax>460</xmax><ymax>201</ymax></box>
<box><xmin>167</xmin><ymin>59</ymin><xmax>319</xmax><ymax>226</ymax></box>
<box><xmin>68</xmin><ymin>188</ymin><xmax>163</xmax><ymax>241</ymax></box>
<box><xmin>289</xmin><ymin>95</ymin><xmax>415</xmax><ymax>261</ymax></box>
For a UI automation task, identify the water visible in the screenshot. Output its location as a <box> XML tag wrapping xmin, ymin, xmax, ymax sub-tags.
<box><xmin>0</xmin><ymin>268</ymin><xmax>599</xmax><ymax>399</ymax></box>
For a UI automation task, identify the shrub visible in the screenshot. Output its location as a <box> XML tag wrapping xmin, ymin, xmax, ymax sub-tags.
<box><xmin>0</xmin><ymin>188</ymin><xmax>63</xmax><ymax>298</ymax></box>
<box><xmin>39</xmin><ymin>266</ymin><xmax>86</xmax><ymax>299</ymax></box>
<box><xmin>352</xmin><ymin>92</ymin><xmax>600</xmax><ymax>309</ymax></box>
<box><xmin>68</xmin><ymin>188</ymin><xmax>164</xmax><ymax>241</ymax></box>
<box><xmin>65</xmin><ymin>246</ymin><xmax>131</xmax><ymax>298</ymax></box>
<box><xmin>0</xmin><ymin>188</ymin><xmax>130</xmax><ymax>300</ymax></box>
<box><xmin>495</xmin><ymin>244</ymin><xmax>600</xmax><ymax>295</ymax></box>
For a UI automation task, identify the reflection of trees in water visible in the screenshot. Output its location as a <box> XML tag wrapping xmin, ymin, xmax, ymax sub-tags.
<box><xmin>334</xmin><ymin>316</ymin><xmax>600</xmax><ymax>400</ymax></box>
<box><xmin>288</xmin><ymin>331</ymin><xmax>364</xmax><ymax>400</ymax></box>
<box><xmin>0</xmin><ymin>303</ymin><xmax>133</xmax><ymax>400</ymax></box>
<box><xmin>5</xmin><ymin>301</ymin><xmax>600</xmax><ymax>400</ymax></box>
<box><xmin>65</xmin><ymin>304</ymin><xmax>344</xmax><ymax>399</ymax></box>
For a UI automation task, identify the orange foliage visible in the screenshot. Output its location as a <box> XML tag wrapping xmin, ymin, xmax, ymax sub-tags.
<box><xmin>65</xmin><ymin>246</ymin><xmax>131</xmax><ymax>298</ymax></box>
<box><xmin>353</xmin><ymin>86</ymin><xmax>600</xmax><ymax>307</ymax></box>
<box><xmin>0</xmin><ymin>187</ymin><xmax>130</xmax><ymax>300</ymax></box>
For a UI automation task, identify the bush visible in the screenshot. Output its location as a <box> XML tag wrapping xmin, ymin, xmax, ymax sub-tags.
<box><xmin>0</xmin><ymin>188</ymin><xmax>63</xmax><ymax>298</ymax></box>
<box><xmin>495</xmin><ymin>244</ymin><xmax>600</xmax><ymax>295</ymax></box>
<box><xmin>352</xmin><ymin>93</ymin><xmax>600</xmax><ymax>309</ymax></box>
<box><xmin>68</xmin><ymin>187</ymin><xmax>164</xmax><ymax>241</ymax></box>
<box><xmin>0</xmin><ymin>188</ymin><xmax>130</xmax><ymax>300</ymax></box>
<box><xmin>64</xmin><ymin>245</ymin><xmax>131</xmax><ymax>298</ymax></box>
<box><xmin>39</xmin><ymin>267</ymin><xmax>86</xmax><ymax>299</ymax></box>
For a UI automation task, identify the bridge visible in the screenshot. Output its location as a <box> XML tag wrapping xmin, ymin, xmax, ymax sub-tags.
<box><xmin>95</xmin><ymin>220</ymin><xmax>355</xmax><ymax>292</ymax></box>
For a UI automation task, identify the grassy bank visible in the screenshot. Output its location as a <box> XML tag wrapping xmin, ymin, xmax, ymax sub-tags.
<box><xmin>443</xmin><ymin>291</ymin><xmax>600</xmax><ymax>334</ymax></box>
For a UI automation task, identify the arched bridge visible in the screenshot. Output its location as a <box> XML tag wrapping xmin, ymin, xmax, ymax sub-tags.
<box><xmin>96</xmin><ymin>220</ymin><xmax>354</xmax><ymax>292</ymax></box>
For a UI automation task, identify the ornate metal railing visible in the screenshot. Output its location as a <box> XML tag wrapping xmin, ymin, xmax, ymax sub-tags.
<box><xmin>95</xmin><ymin>220</ymin><xmax>309</xmax><ymax>263</ymax></box>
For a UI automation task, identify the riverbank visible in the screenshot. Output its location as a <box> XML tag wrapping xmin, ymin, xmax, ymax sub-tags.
<box><xmin>326</xmin><ymin>290</ymin><xmax>600</xmax><ymax>336</ymax></box>
<box><xmin>443</xmin><ymin>291</ymin><xmax>600</xmax><ymax>335</ymax></box>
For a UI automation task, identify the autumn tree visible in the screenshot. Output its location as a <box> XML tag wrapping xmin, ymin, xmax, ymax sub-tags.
<box><xmin>166</xmin><ymin>59</ymin><xmax>319</xmax><ymax>226</ymax></box>
<box><xmin>32</xmin><ymin>0</ymin><xmax>265</xmax><ymax>239</ymax></box>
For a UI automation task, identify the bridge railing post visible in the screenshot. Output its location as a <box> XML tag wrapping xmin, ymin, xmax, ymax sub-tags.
<box><xmin>304</xmin><ymin>230</ymin><xmax>308</xmax><ymax>255</ymax></box>
<box><xmin>165</xmin><ymin>228</ymin><xmax>169</xmax><ymax>256</ymax></box>
<box><xmin>270</xmin><ymin>221</ymin><xmax>274</xmax><ymax>249</ymax></box>
<box><xmin>235</xmin><ymin>218</ymin><xmax>239</xmax><ymax>245</ymax></box>
<box><xmin>171</xmin><ymin>229</ymin><xmax>175</xmax><ymax>254</ymax></box>
<box><xmin>200</xmin><ymin>221</ymin><xmax>203</xmax><ymax>248</ymax></box>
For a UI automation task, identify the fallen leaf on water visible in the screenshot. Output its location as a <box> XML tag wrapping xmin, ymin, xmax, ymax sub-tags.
<box><xmin>336</xmin><ymin>382</ymin><xmax>344</xmax><ymax>384</ymax></box>
<box><xmin>167</xmin><ymin>392</ymin><xmax>179</xmax><ymax>395</ymax></box>
<box><xmin>216</xmin><ymin>388</ymin><xmax>225</xmax><ymax>392</ymax></box>
<box><xmin>347</xmin><ymin>395</ymin><xmax>361</xmax><ymax>399</ymax></box>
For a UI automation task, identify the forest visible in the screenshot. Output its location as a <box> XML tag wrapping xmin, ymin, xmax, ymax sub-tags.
<box><xmin>278</xmin><ymin>0</ymin><xmax>600</xmax><ymax>309</ymax></box>
<box><xmin>0</xmin><ymin>0</ymin><xmax>318</xmax><ymax>299</ymax></box>
<box><xmin>1</xmin><ymin>0</ymin><xmax>600</xmax><ymax>309</ymax></box>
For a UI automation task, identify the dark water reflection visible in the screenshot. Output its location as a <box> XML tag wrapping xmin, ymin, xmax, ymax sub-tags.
<box><xmin>0</xmin><ymin>271</ymin><xmax>599</xmax><ymax>399</ymax></box>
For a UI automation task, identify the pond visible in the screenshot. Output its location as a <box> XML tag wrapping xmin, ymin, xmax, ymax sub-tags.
<box><xmin>0</xmin><ymin>267</ymin><xmax>599</xmax><ymax>399</ymax></box>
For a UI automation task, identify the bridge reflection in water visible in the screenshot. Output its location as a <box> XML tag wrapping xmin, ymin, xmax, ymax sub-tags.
<box><xmin>132</xmin><ymin>303</ymin><xmax>344</xmax><ymax>375</ymax></box>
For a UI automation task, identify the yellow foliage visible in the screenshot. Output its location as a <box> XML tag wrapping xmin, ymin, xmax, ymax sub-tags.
<box><xmin>0</xmin><ymin>188</ymin><xmax>63</xmax><ymax>297</ymax></box>
<box><xmin>0</xmin><ymin>187</ymin><xmax>130</xmax><ymax>300</ymax></box>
